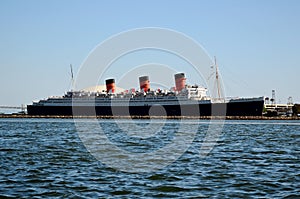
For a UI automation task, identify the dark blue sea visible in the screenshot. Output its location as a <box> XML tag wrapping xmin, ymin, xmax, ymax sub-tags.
<box><xmin>0</xmin><ymin>118</ymin><xmax>299</xmax><ymax>198</ymax></box>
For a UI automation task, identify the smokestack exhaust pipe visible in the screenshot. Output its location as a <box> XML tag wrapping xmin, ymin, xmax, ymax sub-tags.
<box><xmin>174</xmin><ymin>73</ymin><xmax>186</xmax><ymax>91</ymax></box>
<box><xmin>106</xmin><ymin>78</ymin><xmax>116</xmax><ymax>93</ymax></box>
<box><xmin>139</xmin><ymin>76</ymin><xmax>150</xmax><ymax>92</ymax></box>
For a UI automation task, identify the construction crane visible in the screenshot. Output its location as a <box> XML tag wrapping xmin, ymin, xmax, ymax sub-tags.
<box><xmin>287</xmin><ymin>96</ymin><xmax>293</xmax><ymax>105</ymax></box>
<box><xmin>270</xmin><ymin>90</ymin><xmax>276</xmax><ymax>106</ymax></box>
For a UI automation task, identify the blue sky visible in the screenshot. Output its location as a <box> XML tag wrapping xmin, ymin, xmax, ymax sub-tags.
<box><xmin>0</xmin><ymin>0</ymin><xmax>300</xmax><ymax>107</ymax></box>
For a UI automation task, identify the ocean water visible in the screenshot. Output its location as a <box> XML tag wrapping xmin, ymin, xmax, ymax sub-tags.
<box><xmin>0</xmin><ymin>118</ymin><xmax>299</xmax><ymax>198</ymax></box>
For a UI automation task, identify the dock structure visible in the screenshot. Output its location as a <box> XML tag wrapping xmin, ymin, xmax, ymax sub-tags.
<box><xmin>264</xmin><ymin>90</ymin><xmax>295</xmax><ymax>116</ymax></box>
<box><xmin>265</xmin><ymin>103</ymin><xmax>294</xmax><ymax>110</ymax></box>
<box><xmin>264</xmin><ymin>103</ymin><xmax>294</xmax><ymax>116</ymax></box>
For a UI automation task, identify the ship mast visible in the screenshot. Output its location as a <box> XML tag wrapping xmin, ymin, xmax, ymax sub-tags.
<box><xmin>214</xmin><ymin>56</ymin><xmax>222</xmax><ymax>100</ymax></box>
<box><xmin>70</xmin><ymin>64</ymin><xmax>74</xmax><ymax>91</ymax></box>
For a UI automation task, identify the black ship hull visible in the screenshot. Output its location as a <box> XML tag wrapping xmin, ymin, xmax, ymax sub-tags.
<box><xmin>27</xmin><ymin>99</ymin><xmax>264</xmax><ymax>117</ymax></box>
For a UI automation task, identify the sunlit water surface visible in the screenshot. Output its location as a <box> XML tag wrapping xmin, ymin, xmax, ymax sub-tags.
<box><xmin>0</xmin><ymin>119</ymin><xmax>299</xmax><ymax>198</ymax></box>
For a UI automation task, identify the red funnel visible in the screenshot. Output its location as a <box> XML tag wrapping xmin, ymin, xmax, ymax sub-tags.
<box><xmin>105</xmin><ymin>79</ymin><xmax>116</xmax><ymax>93</ymax></box>
<box><xmin>139</xmin><ymin>76</ymin><xmax>150</xmax><ymax>92</ymax></box>
<box><xmin>174</xmin><ymin>73</ymin><xmax>186</xmax><ymax>91</ymax></box>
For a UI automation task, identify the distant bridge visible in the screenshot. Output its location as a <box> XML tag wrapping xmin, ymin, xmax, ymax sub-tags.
<box><xmin>0</xmin><ymin>105</ymin><xmax>26</xmax><ymax>110</ymax></box>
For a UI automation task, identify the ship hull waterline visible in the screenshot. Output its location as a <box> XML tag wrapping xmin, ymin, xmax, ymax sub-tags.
<box><xmin>27</xmin><ymin>99</ymin><xmax>264</xmax><ymax>117</ymax></box>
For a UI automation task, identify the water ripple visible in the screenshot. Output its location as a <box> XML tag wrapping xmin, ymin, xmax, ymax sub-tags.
<box><xmin>0</xmin><ymin>119</ymin><xmax>299</xmax><ymax>198</ymax></box>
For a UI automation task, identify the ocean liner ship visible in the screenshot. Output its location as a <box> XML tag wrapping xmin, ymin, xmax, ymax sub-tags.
<box><xmin>27</xmin><ymin>70</ymin><xmax>264</xmax><ymax>117</ymax></box>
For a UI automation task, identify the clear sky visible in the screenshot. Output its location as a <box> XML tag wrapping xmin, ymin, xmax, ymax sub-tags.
<box><xmin>0</xmin><ymin>0</ymin><xmax>300</xmax><ymax>107</ymax></box>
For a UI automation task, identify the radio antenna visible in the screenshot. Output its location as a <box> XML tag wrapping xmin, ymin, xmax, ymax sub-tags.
<box><xmin>70</xmin><ymin>64</ymin><xmax>74</xmax><ymax>91</ymax></box>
